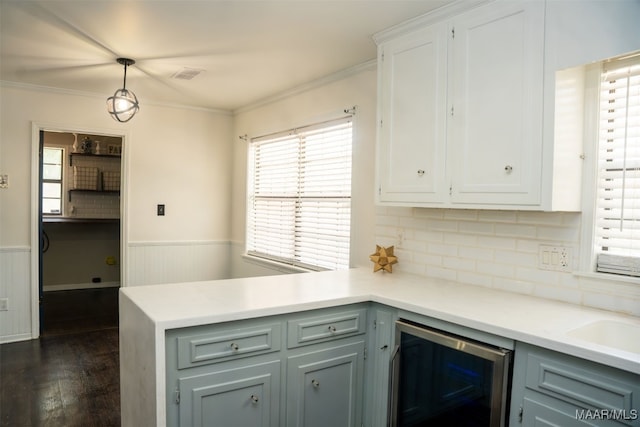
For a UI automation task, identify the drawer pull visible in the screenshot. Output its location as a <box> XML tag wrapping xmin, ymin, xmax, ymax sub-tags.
<box><xmin>230</xmin><ymin>342</ymin><xmax>239</xmax><ymax>351</ymax></box>
<box><xmin>250</xmin><ymin>394</ymin><xmax>259</xmax><ymax>404</ymax></box>
<box><xmin>328</xmin><ymin>326</ymin><xmax>337</xmax><ymax>333</ymax></box>
<box><xmin>311</xmin><ymin>379</ymin><xmax>320</xmax><ymax>388</ymax></box>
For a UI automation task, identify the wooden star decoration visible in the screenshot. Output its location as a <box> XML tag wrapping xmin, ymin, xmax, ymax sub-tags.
<box><xmin>369</xmin><ymin>245</ymin><xmax>398</xmax><ymax>273</ymax></box>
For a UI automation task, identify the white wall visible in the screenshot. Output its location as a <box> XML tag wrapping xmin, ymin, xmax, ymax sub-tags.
<box><xmin>0</xmin><ymin>84</ymin><xmax>233</xmax><ymax>342</ymax></box>
<box><xmin>230</xmin><ymin>64</ymin><xmax>378</xmax><ymax>278</ymax></box>
<box><xmin>43</xmin><ymin>222</ymin><xmax>121</xmax><ymax>291</ymax></box>
<box><xmin>0</xmin><ymin>248</ymin><xmax>31</xmax><ymax>342</ymax></box>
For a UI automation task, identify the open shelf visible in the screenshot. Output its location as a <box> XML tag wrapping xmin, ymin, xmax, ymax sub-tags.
<box><xmin>69</xmin><ymin>152</ymin><xmax>121</xmax><ymax>166</ymax></box>
<box><xmin>68</xmin><ymin>189</ymin><xmax>120</xmax><ymax>201</ymax></box>
<box><xmin>42</xmin><ymin>217</ymin><xmax>120</xmax><ymax>224</ymax></box>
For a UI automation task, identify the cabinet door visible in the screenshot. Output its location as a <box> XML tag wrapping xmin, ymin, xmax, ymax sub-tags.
<box><xmin>449</xmin><ymin>1</ymin><xmax>544</xmax><ymax>205</ymax></box>
<box><xmin>177</xmin><ymin>360</ymin><xmax>281</xmax><ymax>427</ymax></box>
<box><xmin>286</xmin><ymin>341</ymin><xmax>365</xmax><ymax>427</ymax></box>
<box><xmin>377</xmin><ymin>23</ymin><xmax>448</xmax><ymax>204</ymax></box>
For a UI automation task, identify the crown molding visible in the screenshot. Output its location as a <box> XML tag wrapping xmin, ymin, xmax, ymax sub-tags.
<box><xmin>233</xmin><ymin>59</ymin><xmax>377</xmax><ymax>115</ymax></box>
<box><xmin>373</xmin><ymin>0</ymin><xmax>491</xmax><ymax>44</ymax></box>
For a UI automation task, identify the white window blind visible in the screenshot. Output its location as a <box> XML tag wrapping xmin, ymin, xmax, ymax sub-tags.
<box><xmin>247</xmin><ymin>116</ymin><xmax>353</xmax><ymax>271</ymax></box>
<box><xmin>595</xmin><ymin>55</ymin><xmax>640</xmax><ymax>276</ymax></box>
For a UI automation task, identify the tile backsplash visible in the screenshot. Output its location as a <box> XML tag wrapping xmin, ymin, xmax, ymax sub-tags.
<box><xmin>375</xmin><ymin>206</ymin><xmax>640</xmax><ymax>316</ymax></box>
<box><xmin>68</xmin><ymin>191</ymin><xmax>120</xmax><ymax>219</ymax></box>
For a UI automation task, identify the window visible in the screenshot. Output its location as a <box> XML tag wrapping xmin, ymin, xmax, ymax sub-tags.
<box><xmin>594</xmin><ymin>55</ymin><xmax>640</xmax><ymax>276</ymax></box>
<box><xmin>247</xmin><ymin>116</ymin><xmax>353</xmax><ymax>271</ymax></box>
<box><xmin>42</xmin><ymin>147</ymin><xmax>64</xmax><ymax>215</ymax></box>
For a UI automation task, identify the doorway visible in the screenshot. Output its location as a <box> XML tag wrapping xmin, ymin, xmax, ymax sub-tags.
<box><xmin>35</xmin><ymin>128</ymin><xmax>125</xmax><ymax>336</ymax></box>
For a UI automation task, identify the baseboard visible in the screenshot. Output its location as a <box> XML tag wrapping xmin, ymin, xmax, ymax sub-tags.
<box><xmin>43</xmin><ymin>281</ymin><xmax>120</xmax><ymax>292</ymax></box>
<box><xmin>0</xmin><ymin>332</ymin><xmax>33</xmax><ymax>344</ymax></box>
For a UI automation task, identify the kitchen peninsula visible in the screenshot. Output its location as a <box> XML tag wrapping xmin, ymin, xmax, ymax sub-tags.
<box><xmin>120</xmin><ymin>268</ymin><xmax>640</xmax><ymax>427</ymax></box>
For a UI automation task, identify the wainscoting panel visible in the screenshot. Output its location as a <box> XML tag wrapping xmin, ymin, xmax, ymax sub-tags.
<box><xmin>0</xmin><ymin>247</ymin><xmax>32</xmax><ymax>343</ymax></box>
<box><xmin>126</xmin><ymin>241</ymin><xmax>231</xmax><ymax>286</ymax></box>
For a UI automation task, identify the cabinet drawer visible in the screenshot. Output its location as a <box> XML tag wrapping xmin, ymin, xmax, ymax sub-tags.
<box><xmin>525</xmin><ymin>353</ymin><xmax>640</xmax><ymax>426</ymax></box>
<box><xmin>288</xmin><ymin>308</ymin><xmax>367</xmax><ymax>348</ymax></box>
<box><xmin>175</xmin><ymin>322</ymin><xmax>282</xmax><ymax>369</ymax></box>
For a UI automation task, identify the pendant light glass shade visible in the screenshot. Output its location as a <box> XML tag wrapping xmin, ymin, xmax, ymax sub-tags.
<box><xmin>106</xmin><ymin>58</ymin><xmax>140</xmax><ymax>123</ymax></box>
<box><xmin>107</xmin><ymin>88</ymin><xmax>139</xmax><ymax>122</ymax></box>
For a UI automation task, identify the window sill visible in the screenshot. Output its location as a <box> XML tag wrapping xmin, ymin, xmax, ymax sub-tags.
<box><xmin>573</xmin><ymin>270</ymin><xmax>640</xmax><ymax>286</ymax></box>
<box><xmin>242</xmin><ymin>253</ymin><xmax>316</xmax><ymax>275</ymax></box>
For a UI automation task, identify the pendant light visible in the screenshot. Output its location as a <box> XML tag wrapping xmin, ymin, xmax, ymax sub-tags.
<box><xmin>106</xmin><ymin>58</ymin><xmax>140</xmax><ymax>123</ymax></box>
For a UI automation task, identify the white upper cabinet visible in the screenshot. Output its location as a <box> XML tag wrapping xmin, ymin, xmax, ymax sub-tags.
<box><xmin>377</xmin><ymin>23</ymin><xmax>448</xmax><ymax>204</ymax></box>
<box><xmin>449</xmin><ymin>1</ymin><xmax>544</xmax><ymax>205</ymax></box>
<box><xmin>374</xmin><ymin>0</ymin><xmax>580</xmax><ymax>211</ymax></box>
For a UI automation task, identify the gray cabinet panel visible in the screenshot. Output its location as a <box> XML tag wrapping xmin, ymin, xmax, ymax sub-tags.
<box><xmin>510</xmin><ymin>342</ymin><xmax>640</xmax><ymax>427</ymax></box>
<box><xmin>286</xmin><ymin>341</ymin><xmax>365</xmax><ymax>427</ymax></box>
<box><xmin>178</xmin><ymin>360</ymin><xmax>281</xmax><ymax>427</ymax></box>
<box><xmin>525</xmin><ymin>353</ymin><xmax>638</xmax><ymax>417</ymax></box>
<box><xmin>368</xmin><ymin>307</ymin><xmax>396</xmax><ymax>427</ymax></box>
<box><xmin>287</xmin><ymin>308</ymin><xmax>367</xmax><ymax>348</ymax></box>
<box><xmin>176</xmin><ymin>322</ymin><xmax>282</xmax><ymax>368</ymax></box>
<box><xmin>523</xmin><ymin>397</ymin><xmax>599</xmax><ymax>427</ymax></box>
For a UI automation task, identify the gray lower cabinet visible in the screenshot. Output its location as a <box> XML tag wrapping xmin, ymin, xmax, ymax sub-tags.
<box><xmin>286</xmin><ymin>341</ymin><xmax>365</xmax><ymax>427</ymax></box>
<box><xmin>165</xmin><ymin>304</ymin><xmax>368</xmax><ymax>427</ymax></box>
<box><xmin>510</xmin><ymin>342</ymin><xmax>640</xmax><ymax>427</ymax></box>
<box><xmin>177</xmin><ymin>360</ymin><xmax>281</xmax><ymax>427</ymax></box>
<box><xmin>165</xmin><ymin>304</ymin><xmax>639</xmax><ymax>427</ymax></box>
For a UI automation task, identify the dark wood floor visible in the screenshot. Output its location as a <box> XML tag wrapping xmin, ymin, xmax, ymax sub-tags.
<box><xmin>0</xmin><ymin>288</ymin><xmax>120</xmax><ymax>427</ymax></box>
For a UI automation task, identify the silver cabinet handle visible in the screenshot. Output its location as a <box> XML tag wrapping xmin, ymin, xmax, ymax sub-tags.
<box><xmin>417</xmin><ymin>169</ymin><xmax>425</xmax><ymax>176</ymax></box>
<box><xmin>504</xmin><ymin>165</ymin><xmax>513</xmax><ymax>173</ymax></box>
<box><xmin>230</xmin><ymin>342</ymin><xmax>239</xmax><ymax>351</ymax></box>
<box><xmin>328</xmin><ymin>326</ymin><xmax>337</xmax><ymax>333</ymax></box>
<box><xmin>311</xmin><ymin>379</ymin><xmax>320</xmax><ymax>388</ymax></box>
<box><xmin>250</xmin><ymin>394</ymin><xmax>259</xmax><ymax>404</ymax></box>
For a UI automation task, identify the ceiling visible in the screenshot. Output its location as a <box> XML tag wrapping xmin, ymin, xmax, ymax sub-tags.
<box><xmin>0</xmin><ymin>0</ymin><xmax>450</xmax><ymax>112</ymax></box>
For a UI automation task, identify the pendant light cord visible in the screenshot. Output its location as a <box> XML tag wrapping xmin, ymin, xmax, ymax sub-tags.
<box><xmin>122</xmin><ymin>63</ymin><xmax>128</xmax><ymax>90</ymax></box>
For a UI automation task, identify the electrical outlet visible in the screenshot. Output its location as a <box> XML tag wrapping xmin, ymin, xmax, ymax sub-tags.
<box><xmin>157</xmin><ymin>204</ymin><xmax>165</xmax><ymax>216</ymax></box>
<box><xmin>0</xmin><ymin>174</ymin><xmax>8</xmax><ymax>189</ymax></box>
<box><xmin>0</xmin><ymin>298</ymin><xmax>8</xmax><ymax>311</ymax></box>
<box><xmin>397</xmin><ymin>228</ymin><xmax>405</xmax><ymax>248</ymax></box>
<box><xmin>538</xmin><ymin>245</ymin><xmax>572</xmax><ymax>272</ymax></box>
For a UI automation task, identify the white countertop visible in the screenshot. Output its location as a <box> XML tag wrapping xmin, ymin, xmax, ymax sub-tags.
<box><xmin>120</xmin><ymin>267</ymin><xmax>640</xmax><ymax>374</ymax></box>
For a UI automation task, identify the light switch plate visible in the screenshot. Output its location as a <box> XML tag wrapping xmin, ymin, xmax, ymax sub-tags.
<box><xmin>538</xmin><ymin>245</ymin><xmax>572</xmax><ymax>272</ymax></box>
<box><xmin>0</xmin><ymin>174</ymin><xmax>8</xmax><ymax>189</ymax></box>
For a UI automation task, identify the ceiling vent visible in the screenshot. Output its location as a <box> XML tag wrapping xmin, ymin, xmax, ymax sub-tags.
<box><xmin>171</xmin><ymin>67</ymin><xmax>205</xmax><ymax>80</ymax></box>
